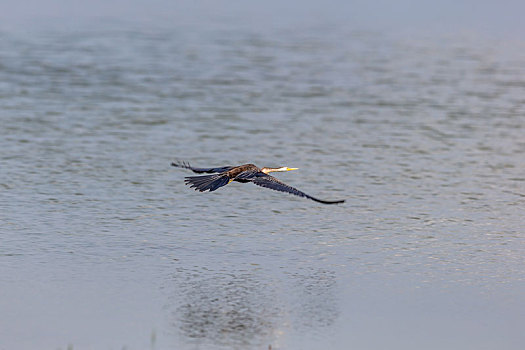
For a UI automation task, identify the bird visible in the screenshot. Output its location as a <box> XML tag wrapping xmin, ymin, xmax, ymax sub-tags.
<box><xmin>171</xmin><ymin>161</ymin><xmax>345</xmax><ymax>205</ymax></box>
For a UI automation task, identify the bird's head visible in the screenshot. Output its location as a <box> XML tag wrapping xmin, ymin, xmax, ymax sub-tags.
<box><xmin>261</xmin><ymin>166</ymin><xmax>299</xmax><ymax>174</ymax></box>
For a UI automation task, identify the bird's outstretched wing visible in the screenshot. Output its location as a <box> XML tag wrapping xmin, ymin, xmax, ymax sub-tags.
<box><xmin>171</xmin><ymin>160</ymin><xmax>234</xmax><ymax>174</ymax></box>
<box><xmin>251</xmin><ymin>174</ymin><xmax>345</xmax><ymax>205</ymax></box>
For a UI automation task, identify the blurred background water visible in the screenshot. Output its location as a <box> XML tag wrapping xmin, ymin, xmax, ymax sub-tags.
<box><xmin>1</xmin><ymin>2</ymin><xmax>524</xmax><ymax>349</ymax></box>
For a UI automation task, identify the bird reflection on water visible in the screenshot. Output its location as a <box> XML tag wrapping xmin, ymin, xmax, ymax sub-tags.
<box><xmin>171</xmin><ymin>269</ymin><xmax>279</xmax><ymax>349</ymax></box>
<box><xmin>167</xmin><ymin>266</ymin><xmax>339</xmax><ymax>349</ymax></box>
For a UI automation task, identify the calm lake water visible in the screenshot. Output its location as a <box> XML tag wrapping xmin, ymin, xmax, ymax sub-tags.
<box><xmin>1</xmin><ymin>19</ymin><xmax>524</xmax><ymax>350</ymax></box>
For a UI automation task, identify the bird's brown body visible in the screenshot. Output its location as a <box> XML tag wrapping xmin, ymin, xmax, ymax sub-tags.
<box><xmin>225</xmin><ymin>164</ymin><xmax>258</xmax><ymax>180</ymax></box>
<box><xmin>171</xmin><ymin>161</ymin><xmax>345</xmax><ymax>205</ymax></box>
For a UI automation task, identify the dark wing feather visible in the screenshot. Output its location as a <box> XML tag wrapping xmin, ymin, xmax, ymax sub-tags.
<box><xmin>184</xmin><ymin>174</ymin><xmax>230</xmax><ymax>192</ymax></box>
<box><xmin>171</xmin><ymin>160</ymin><xmax>234</xmax><ymax>174</ymax></box>
<box><xmin>251</xmin><ymin>174</ymin><xmax>345</xmax><ymax>205</ymax></box>
<box><xmin>233</xmin><ymin>169</ymin><xmax>261</xmax><ymax>180</ymax></box>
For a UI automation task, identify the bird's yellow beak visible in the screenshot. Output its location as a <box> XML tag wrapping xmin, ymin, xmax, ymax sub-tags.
<box><xmin>286</xmin><ymin>167</ymin><xmax>299</xmax><ymax>171</ymax></box>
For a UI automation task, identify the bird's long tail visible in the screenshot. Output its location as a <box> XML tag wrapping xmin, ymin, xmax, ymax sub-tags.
<box><xmin>184</xmin><ymin>174</ymin><xmax>230</xmax><ymax>192</ymax></box>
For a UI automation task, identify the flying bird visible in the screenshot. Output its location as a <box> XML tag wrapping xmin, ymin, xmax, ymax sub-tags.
<box><xmin>171</xmin><ymin>161</ymin><xmax>345</xmax><ymax>205</ymax></box>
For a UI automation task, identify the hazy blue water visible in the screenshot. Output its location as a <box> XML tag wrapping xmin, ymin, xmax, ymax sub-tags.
<box><xmin>1</xmin><ymin>20</ymin><xmax>524</xmax><ymax>350</ymax></box>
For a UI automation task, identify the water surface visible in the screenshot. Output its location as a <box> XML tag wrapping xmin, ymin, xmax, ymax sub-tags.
<box><xmin>1</xmin><ymin>20</ymin><xmax>524</xmax><ymax>350</ymax></box>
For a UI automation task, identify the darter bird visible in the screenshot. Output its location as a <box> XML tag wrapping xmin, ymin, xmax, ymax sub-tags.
<box><xmin>171</xmin><ymin>161</ymin><xmax>345</xmax><ymax>205</ymax></box>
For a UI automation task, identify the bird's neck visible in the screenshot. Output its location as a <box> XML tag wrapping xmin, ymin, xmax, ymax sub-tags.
<box><xmin>261</xmin><ymin>167</ymin><xmax>285</xmax><ymax>174</ymax></box>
